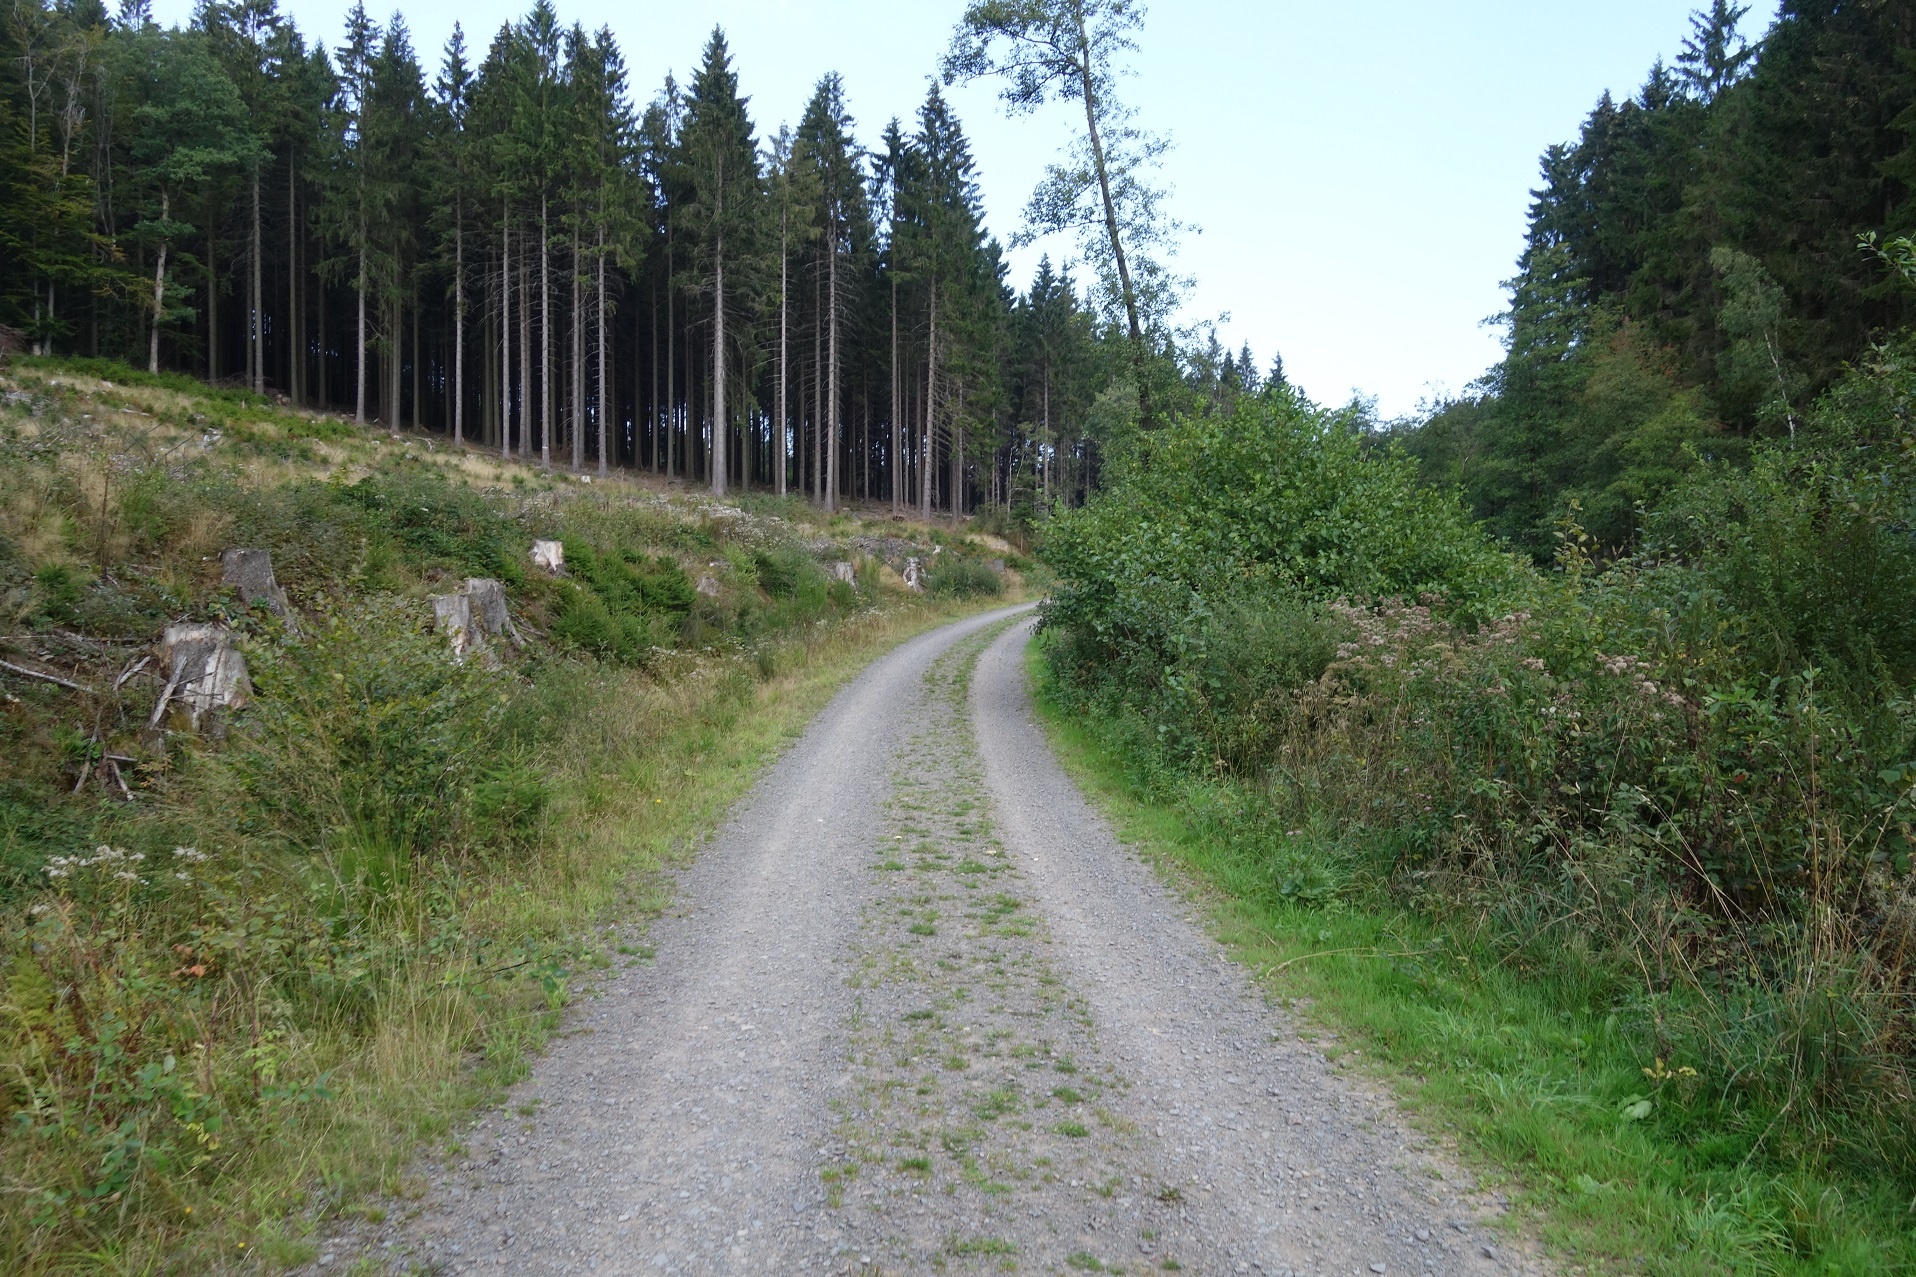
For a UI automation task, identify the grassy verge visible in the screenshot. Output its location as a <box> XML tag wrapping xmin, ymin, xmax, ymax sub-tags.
<box><xmin>1025</xmin><ymin>636</ymin><xmax>1908</xmax><ymax>1277</ymax></box>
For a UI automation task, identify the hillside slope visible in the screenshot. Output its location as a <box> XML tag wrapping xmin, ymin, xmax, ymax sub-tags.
<box><xmin>0</xmin><ymin>356</ymin><xmax>1023</xmax><ymax>1271</ymax></box>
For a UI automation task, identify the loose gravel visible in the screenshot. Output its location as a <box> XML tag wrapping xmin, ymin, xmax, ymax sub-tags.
<box><xmin>310</xmin><ymin>609</ymin><xmax>1552</xmax><ymax>1277</ymax></box>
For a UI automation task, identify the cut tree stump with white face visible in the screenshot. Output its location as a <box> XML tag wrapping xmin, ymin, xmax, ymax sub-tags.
<box><xmin>531</xmin><ymin>540</ymin><xmax>565</xmax><ymax>573</ymax></box>
<box><xmin>151</xmin><ymin>623</ymin><xmax>249</xmax><ymax>732</ymax></box>
<box><xmin>431</xmin><ymin>579</ymin><xmax>521</xmax><ymax>659</ymax></box>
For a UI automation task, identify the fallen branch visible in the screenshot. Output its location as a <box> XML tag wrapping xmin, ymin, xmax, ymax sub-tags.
<box><xmin>0</xmin><ymin>658</ymin><xmax>95</xmax><ymax>694</ymax></box>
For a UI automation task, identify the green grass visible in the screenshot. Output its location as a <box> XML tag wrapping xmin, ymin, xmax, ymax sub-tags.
<box><xmin>1025</xmin><ymin>635</ymin><xmax>1916</xmax><ymax>1277</ymax></box>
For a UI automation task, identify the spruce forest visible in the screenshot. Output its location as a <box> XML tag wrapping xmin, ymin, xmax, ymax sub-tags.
<box><xmin>0</xmin><ymin>0</ymin><xmax>1201</xmax><ymax>519</ymax></box>
<box><xmin>6</xmin><ymin>1</ymin><xmax>1916</xmax><ymax>1274</ymax></box>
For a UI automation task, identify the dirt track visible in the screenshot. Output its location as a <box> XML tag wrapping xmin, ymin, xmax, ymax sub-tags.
<box><xmin>316</xmin><ymin>608</ymin><xmax>1547</xmax><ymax>1276</ymax></box>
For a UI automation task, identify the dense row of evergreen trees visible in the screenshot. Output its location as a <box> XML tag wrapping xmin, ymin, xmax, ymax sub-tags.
<box><xmin>1401</xmin><ymin>0</ymin><xmax>1916</xmax><ymax>557</ymax></box>
<box><xmin>0</xmin><ymin>0</ymin><xmax>1225</xmax><ymax>518</ymax></box>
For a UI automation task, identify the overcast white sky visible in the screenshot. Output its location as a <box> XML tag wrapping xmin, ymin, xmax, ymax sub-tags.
<box><xmin>156</xmin><ymin>0</ymin><xmax>1780</xmax><ymax>417</ymax></box>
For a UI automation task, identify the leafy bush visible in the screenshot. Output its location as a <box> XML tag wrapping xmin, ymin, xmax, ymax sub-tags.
<box><xmin>1042</xmin><ymin>352</ymin><xmax>1916</xmax><ymax>1190</ymax></box>
<box><xmin>1042</xmin><ymin>390</ymin><xmax>1519</xmax><ymax>693</ymax></box>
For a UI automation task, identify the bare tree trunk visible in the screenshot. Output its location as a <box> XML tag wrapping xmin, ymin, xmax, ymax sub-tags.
<box><xmin>951</xmin><ymin>388</ymin><xmax>963</xmax><ymax>523</ymax></box>
<box><xmin>207</xmin><ymin>218</ymin><xmax>218</xmax><ymax>382</ymax></box>
<box><xmin>355</xmin><ymin>239</ymin><xmax>367</xmax><ymax>425</ymax></box>
<box><xmin>540</xmin><ymin>195</ymin><xmax>552</xmax><ymax>469</ymax></box>
<box><xmin>825</xmin><ymin>234</ymin><xmax>839</xmax><ymax>514</ymax></box>
<box><xmin>650</xmin><ymin>280</ymin><xmax>660</xmax><ymax>472</ymax></box>
<box><xmin>921</xmin><ymin>279</ymin><xmax>935</xmax><ymax>520</ymax></box>
<box><xmin>596</xmin><ymin>226</ymin><xmax>608</xmax><ymax>476</ymax></box>
<box><xmin>411</xmin><ymin>300</ymin><xmax>421</xmax><ymax>428</ymax></box>
<box><xmin>288</xmin><ymin>161</ymin><xmax>302</xmax><ymax>406</ymax></box>
<box><xmin>251</xmin><ymin>166</ymin><xmax>263</xmax><ymax>394</ymax></box>
<box><xmin>889</xmin><ymin>277</ymin><xmax>899</xmax><ymax>512</ymax></box>
<box><xmin>711</xmin><ymin>232</ymin><xmax>727</xmax><ymax>497</ymax></box>
<box><xmin>147</xmin><ymin>196</ymin><xmax>168</xmax><ymax>375</ymax></box>
<box><xmin>500</xmin><ymin>206</ymin><xmax>512</xmax><ymax>457</ymax></box>
<box><xmin>389</xmin><ymin>293</ymin><xmax>401</xmax><ymax>428</ymax></box>
<box><xmin>571</xmin><ymin>233</ymin><xmax>583</xmax><ymax>471</ymax></box>
<box><xmin>453</xmin><ymin>215</ymin><xmax>465</xmax><ymax>446</ymax></box>
<box><xmin>518</xmin><ymin>239</ymin><xmax>531</xmax><ymax>458</ymax></box>
<box><xmin>777</xmin><ymin>215</ymin><xmax>788</xmax><ymax>497</ymax></box>
<box><xmin>820</xmin><ymin>256</ymin><xmax>827</xmax><ymax>498</ymax></box>
<box><xmin>317</xmin><ymin>245</ymin><xmax>328</xmax><ymax>406</ymax></box>
<box><xmin>665</xmin><ymin>238</ymin><xmax>675</xmax><ymax>478</ymax></box>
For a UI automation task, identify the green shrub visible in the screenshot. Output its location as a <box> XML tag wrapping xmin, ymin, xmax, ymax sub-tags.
<box><xmin>1041</xmin><ymin>391</ymin><xmax>1519</xmax><ymax>689</ymax></box>
<box><xmin>229</xmin><ymin>595</ymin><xmax>516</xmax><ymax>868</ymax></box>
<box><xmin>1041</xmin><ymin>353</ymin><xmax>1916</xmax><ymax>1192</ymax></box>
<box><xmin>927</xmin><ymin>557</ymin><xmax>1003</xmax><ymax>599</ymax></box>
<box><xmin>30</xmin><ymin>564</ymin><xmax>81</xmax><ymax>626</ymax></box>
<box><xmin>752</xmin><ymin>546</ymin><xmax>825</xmax><ymax>601</ymax></box>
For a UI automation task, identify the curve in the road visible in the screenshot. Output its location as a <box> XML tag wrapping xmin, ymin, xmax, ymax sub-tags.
<box><xmin>312</xmin><ymin>607</ymin><xmax>1548</xmax><ymax>1277</ymax></box>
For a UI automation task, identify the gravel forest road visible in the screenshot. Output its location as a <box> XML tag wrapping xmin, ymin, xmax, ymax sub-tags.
<box><xmin>320</xmin><ymin>608</ymin><xmax>1549</xmax><ymax>1277</ymax></box>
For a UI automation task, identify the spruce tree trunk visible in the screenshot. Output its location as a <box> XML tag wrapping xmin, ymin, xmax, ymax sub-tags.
<box><xmin>777</xmin><ymin>220</ymin><xmax>787</xmax><ymax>497</ymax></box>
<box><xmin>649</xmin><ymin>281</ymin><xmax>659</xmax><ymax>472</ymax></box>
<box><xmin>711</xmin><ymin>233</ymin><xmax>727</xmax><ymax>497</ymax></box>
<box><xmin>813</xmin><ymin>259</ymin><xmax>823</xmax><ymax>504</ymax></box>
<box><xmin>317</xmin><ymin>249</ymin><xmax>327</xmax><ymax>406</ymax></box>
<box><xmin>251</xmin><ymin>166</ymin><xmax>263</xmax><ymax>394</ymax></box>
<box><xmin>951</xmin><ymin>394</ymin><xmax>963</xmax><ymax>522</ymax></box>
<box><xmin>665</xmin><ymin>239</ymin><xmax>675</xmax><ymax>479</ymax></box>
<box><xmin>148</xmin><ymin>196</ymin><xmax>169</xmax><ymax>375</ymax></box>
<box><xmin>500</xmin><ymin>208</ymin><xmax>512</xmax><ymax>457</ymax></box>
<box><xmin>355</xmin><ymin>239</ymin><xmax>367</xmax><ymax>425</ymax></box>
<box><xmin>825</xmin><ymin>236</ymin><xmax>839</xmax><ymax>514</ymax></box>
<box><xmin>207</xmin><ymin>219</ymin><xmax>218</xmax><ymax>382</ymax></box>
<box><xmin>540</xmin><ymin>196</ymin><xmax>552</xmax><ymax>469</ymax></box>
<box><xmin>921</xmin><ymin>280</ymin><xmax>935</xmax><ymax>520</ymax></box>
<box><xmin>454</xmin><ymin>217</ymin><xmax>465</xmax><ymax>446</ymax></box>
<box><xmin>1042</xmin><ymin>368</ymin><xmax>1050</xmax><ymax>506</ymax></box>
<box><xmin>571</xmin><ymin>233</ymin><xmax>583</xmax><ymax>471</ymax></box>
<box><xmin>411</xmin><ymin>301</ymin><xmax>421</xmax><ymax>428</ymax></box>
<box><xmin>597</xmin><ymin>227</ymin><xmax>608</xmax><ymax>476</ymax></box>
<box><xmin>890</xmin><ymin>278</ymin><xmax>899</xmax><ymax>511</ymax></box>
<box><xmin>389</xmin><ymin>294</ymin><xmax>401</xmax><ymax>428</ymax></box>
<box><xmin>518</xmin><ymin>241</ymin><xmax>531</xmax><ymax>458</ymax></box>
<box><xmin>288</xmin><ymin>162</ymin><xmax>302</xmax><ymax>407</ymax></box>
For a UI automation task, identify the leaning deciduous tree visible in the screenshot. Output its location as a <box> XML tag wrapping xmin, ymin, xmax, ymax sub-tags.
<box><xmin>944</xmin><ymin>0</ymin><xmax>1186</xmax><ymax>426</ymax></box>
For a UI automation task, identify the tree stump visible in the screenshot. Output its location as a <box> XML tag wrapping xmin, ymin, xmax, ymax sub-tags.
<box><xmin>150</xmin><ymin>623</ymin><xmax>250</xmax><ymax>732</ymax></box>
<box><xmin>432</xmin><ymin>593</ymin><xmax>476</xmax><ymax>659</ymax></box>
<box><xmin>221</xmin><ymin>548</ymin><xmax>292</xmax><ymax>620</ymax></box>
<box><xmin>464</xmin><ymin>578</ymin><xmax>521</xmax><ymax>646</ymax></box>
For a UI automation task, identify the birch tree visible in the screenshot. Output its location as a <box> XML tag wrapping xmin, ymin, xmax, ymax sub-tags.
<box><xmin>944</xmin><ymin>0</ymin><xmax>1186</xmax><ymax>426</ymax></box>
